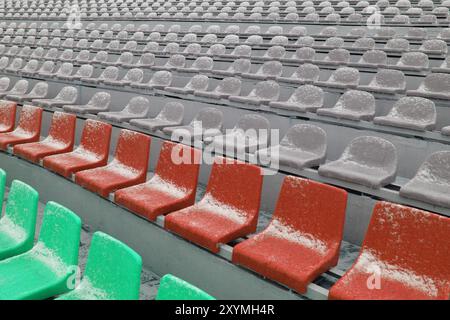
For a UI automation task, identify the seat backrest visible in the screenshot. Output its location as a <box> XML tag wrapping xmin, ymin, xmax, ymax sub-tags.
<box><xmin>114</xmin><ymin>129</ymin><xmax>151</xmax><ymax>174</ymax></box>
<box><xmin>360</xmin><ymin>201</ymin><xmax>450</xmax><ymax>298</ymax></box>
<box><xmin>138</xmin><ymin>53</ymin><xmax>155</xmax><ymax>66</ymax></box>
<box><xmin>184</xmin><ymin>43</ymin><xmax>201</xmax><ymax>54</ymax></box>
<box><xmin>192</xmin><ymin>107</ymin><xmax>223</xmax><ymax>130</ymax></box>
<box><xmin>124</xmin><ymin>96</ymin><xmax>150</xmax><ymax>115</ymax></box>
<box><xmin>236</xmin><ymin>114</ymin><xmax>270</xmax><ymax>135</ymax></box>
<box><xmin>150</xmin><ymin>71</ymin><xmax>172</xmax><ymax>86</ymax></box>
<box><xmin>101</xmin><ymin>66</ymin><xmax>119</xmax><ymax>81</ymax></box>
<box><xmin>281</xmin><ymin>124</ymin><xmax>327</xmax><ymax>156</ymax></box>
<box><xmin>10</xmin><ymin>79</ymin><xmax>28</xmax><ymax>94</ymax></box>
<box><xmin>217</xmin><ymin>77</ymin><xmax>241</xmax><ymax>95</ymax></box>
<box><xmin>76</xmin><ymin>65</ymin><xmax>94</xmax><ymax>78</ymax></box>
<box><xmin>47</xmin><ymin>112</ymin><xmax>76</xmax><ymax>147</ymax></box>
<box><xmin>398</xmin><ymin>52</ymin><xmax>428</xmax><ymax>67</ymax></box>
<box><xmin>412</xmin><ymin>151</ymin><xmax>450</xmax><ymax>185</ymax></box>
<box><xmin>231</xmin><ymin>45</ymin><xmax>251</xmax><ymax>56</ymax></box>
<box><xmin>327</xmin><ymin>48</ymin><xmax>350</xmax><ymax>63</ymax></box>
<box><xmin>93</xmin><ymin>51</ymin><xmax>108</xmax><ymax>63</ymax></box>
<box><xmin>192</xmin><ymin>56</ymin><xmax>213</xmax><ymax>70</ymax></box>
<box><xmin>337</xmin><ymin>90</ymin><xmax>376</xmax><ymax>113</ymax></box>
<box><xmin>0</xmin><ymin>100</ymin><xmax>16</xmax><ymax>130</ymax></box>
<box><xmin>58</xmin><ymin>62</ymin><xmax>73</xmax><ymax>75</ymax></box>
<box><xmin>421</xmin><ymin>39</ymin><xmax>447</xmax><ymax>53</ymax></box>
<box><xmin>56</xmin><ymin>86</ymin><xmax>78</xmax><ymax>102</ymax></box>
<box><xmin>389</xmin><ymin>96</ymin><xmax>436</xmax><ymax>123</ymax></box>
<box><xmin>166</xmin><ymin>54</ymin><xmax>185</xmax><ymax>68</ymax></box>
<box><xmin>291</xmin><ymin>85</ymin><xmax>323</xmax><ymax>106</ymax></box>
<box><xmin>230</xmin><ymin>59</ymin><xmax>251</xmax><ymax>73</ymax></box>
<box><xmin>207</xmin><ymin>44</ymin><xmax>226</xmax><ymax>56</ymax></box>
<box><xmin>253</xmin><ymin>80</ymin><xmax>280</xmax><ymax>100</ymax></box>
<box><xmin>89</xmin><ymin>92</ymin><xmax>111</xmax><ymax>109</ymax></box>
<box><xmin>269</xmin><ymin>175</ymin><xmax>347</xmax><ymax>255</ymax></box>
<box><xmin>79</xmin><ymin>120</ymin><xmax>111</xmax><ymax>162</ymax></box>
<box><xmin>156</xmin><ymin>274</ymin><xmax>215</xmax><ymax>300</ymax></box>
<box><xmin>265</xmin><ymin>46</ymin><xmax>286</xmax><ymax>59</ymax></box>
<box><xmin>24</xmin><ymin>59</ymin><xmax>39</xmax><ymax>71</ymax></box>
<box><xmin>385</xmin><ymin>38</ymin><xmax>409</xmax><ymax>50</ymax></box>
<box><xmin>422</xmin><ymin>73</ymin><xmax>450</xmax><ymax>93</ymax></box>
<box><xmin>361</xmin><ymin>50</ymin><xmax>387</xmax><ymax>64</ymax></box>
<box><xmin>260</xmin><ymin>61</ymin><xmax>283</xmax><ymax>76</ymax></box>
<box><xmin>374</xmin><ymin>69</ymin><xmax>405</xmax><ymax>88</ymax></box>
<box><xmin>40</xmin><ymin>60</ymin><xmax>55</xmax><ymax>73</ymax></box>
<box><xmin>125</xmin><ymin>68</ymin><xmax>144</xmax><ymax>83</ymax></box>
<box><xmin>16</xmin><ymin>105</ymin><xmax>42</xmax><ymax>136</ymax></box>
<box><xmin>158</xmin><ymin>102</ymin><xmax>184</xmax><ymax>122</ymax></box>
<box><xmin>82</xmin><ymin>232</ymin><xmax>142</xmax><ymax>300</ymax></box>
<box><xmin>186</xmin><ymin>75</ymin><xmax>209</xmax><ymax>91</ymax></box>
<box><xmin>330</xmin><ymin>67</ymin><xmax>359</xmax><ymax>84</ymax></box>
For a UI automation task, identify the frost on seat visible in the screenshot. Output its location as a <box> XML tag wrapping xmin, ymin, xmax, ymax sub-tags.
<box><xmin>165</xmin><ymin>75</ymin><xmax>209</xmax><ymax>94</ymax></box>
<box><xmin>278</xmin><ymin>63</ymin><xmax>320</xmax><ymax>84</ymax></box>
<box><xmin>396</xmin><ymin>52</ymin><xmax>429</xmax><ymax>71</ymax></box>
<box><xmin>318</xmin><ymin>67</ymin><xmax>360</xmax><ymax>89</ymax></box>
<box><xmin>358</xmin><ymin>50</ymin><xmax>387</xmax><ymax>67</ymax></box>
<box><xmin>75</xmin><ymin>129</ymin><xmax>151</xmax><ymax>197</ymax></box>
<box><xmin>329</xmin><ymin>201</ymin><xmax>450</xmax><ymax>300</ymax></box>
<box><xmin>131</xmin><ymin>102</ymin><xmax>184</xmax><ymax>131</ymax></box>
<box><xmin>0</xmin><ymin>79</ymin><xmax>28</xmax><ymax>99</ymax></box>
<box><xmin>229</xmin><ymin>80</ymin><xmax>280</xmax><ymax>106</ymax></box>
<box><xmin>14</xmin><ymin>112</ymin><xmax>76</xmax><ymax>163</ymax></box>
<box><xmin>233</xmin><ymin>175</ymin><xmax>347</xmax><ymax>294</ymax></box>
<box><xmin>6</xmin><ymin>81</ymin><xmax>47</xmax><ymax>103</ymax></box>
<box><xmin>0</xmin><ymin>201</ymin><xmax>81</xmax><ymax>300</ymax></box>
<box><xmin>257</xmin><ymin>124</ymin><xmax>327</xmax><ymax>170</ymax></box>
<box><xmin>63</xmin><ymin>92</ymin><xmax>111</xmax><ymax>114</ymax></box>
<box><xmin>0</xmin><ymin>180</ymin><xmax>38</xmax><ymax>260</ymax></box>
<box><xmin>399</xmin><ymin>151</ymin><xmax>450</xmax><ymax>208</ymax></box>
<box><xmin>242</xmin><ymin>61</ymin><xmax>283</xmax><ymax>80</ymax></box>
<box><xmin>98</xmin><ymin>96</ymin><xmax>150</xmax><ymax>122</ymax></box>
<box><xmin>165</xmin><ymin>157</ymin><xmax>263</xmax><ymax>253</ymax></box>
<box><xmin>358</xmin><ymin>69</ymin><xmax>406</xmax><ymax>94</ymax></box>
<box><xmin>0</xmin><ymin>100</ymin><xmax>16</xmax><ymax>133</ymax></box>
<box><xmin>115</xmin><ymin>141</ymin><xmax>200</xmax><ymax>221</ymax></box>
<box><xmin>373</xmin><ymin>97</ymin><xmax>436</xmax><ymax>131</ymax></box>
<box><xmin>43</xmin><ymin>120</ymin><xmax>112</xmax><ymax>178</ymax></box>
<box><xmin>318</xmin><ymin>136</ymin><xmax>398</xmax><ymax>188</ymax></box>
<box><xmin>212</xmin><ymin>59</ymin><xmax>251</xmax><ymax>77</ymax></box>
<box><xmin>156</xmin><ymin>274</ymin><xmax>215</xmax><ymax>300</ymax></box>
<box><xmin>194</xmin><ymin>77</ymin><xmax>242</xmax><ymax>99</ymax></box>
<box><xmin>0</xmin><ymin>105</ymin><xmax>42</xmax><ymax>150</ymax></box>
<box><xmin>32</xmin><ymin>86</ymin><xmax>78</xmax><ymax>108</ymax></box>
<box><xmin>56</xmin><ymin>232</ymin><xmax>142</xmax><ymax>300</ymax></box>
<box><xmin>317</xmin><ymin>90</ymin><xmax>376</xmax><ymax>121</ymax></box>
<box><xmin>407</xmin><ymin>73</ymin><xmax>450</xmax><ymax>100</ymax></box>
<box><xmin>419</xmin><ymin>39</ymin><xmax>448</xmax><ymax>55</ymax></box>
<box><xmin>270</xmin><ymin>85</ymin><xmax>323</xmax><ymax>112</ymax></box>
<box><xmin>322</xmin><ymin>49</ymin><xmax>350</xmax><ymax>65</ymax></box>
<box><xmin>132</xmin><ymin>71</ymin><xmax>172</xmax><ymax>90</ymax></box>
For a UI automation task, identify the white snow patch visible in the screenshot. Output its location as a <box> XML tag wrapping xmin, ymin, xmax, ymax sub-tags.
<box><xmin>198</xmin><ymin>193</ymin><xmax>248</xmax><ymax>224</ymax></box>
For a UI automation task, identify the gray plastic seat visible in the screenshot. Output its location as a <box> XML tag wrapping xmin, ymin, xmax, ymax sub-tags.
<box><xmin>6</xmin><ymin>81</ymin><xmax>48</xmax><ymax>102</ymax></box>
<box><xmin>322</xmin><ymin>37</ymin><xmax>344</xmax><ymax>49</ymax></box>
<box><xmin>32</xmin><ymin>86</ymin><xmax>78</xmax><ymax>108</ymax></box>
<box><xmin>104</xmin><ymin>68</ymin><xmax>144</xmax><ymax>86</ymax></box>
<box><xmin>0</xmin><ymin>77</ymin><xmax>10</xmax><ymax>94</ymax></box>
<box><xmin>270</xmin><ymin>85</ymin><xmax>324</xmax><ymax>112</ymax></box>
<box><xmin>165</xmin><ymin>75</ymin><xmax>209</xmax><ymax>94</ymax></box>
<box><xmin>54</xmin><ymin>62</ymin><xmax>74</xmax><ymax>79</ymax></box>
<box><xmin>63</xmin><ymin>92</ymin><xmax>111</xmax><ymax>114</ymax></box>
<box><xmin>0</xmin><ymin>79</ymin><xmax>28</xmax><ymax>98</ymax></box>
<box><xmin>36</xmin><ymin>60</ymin><xmax>55</xmax><ymax>77</ymax></box>
<box><xmin>59</xmin><ymin>49</ymin><xmax>74</xmax><ymax>62</ymax></box>
<box><xmin>92</xmin><ymin>51</ymin><xmax>108</xmax><ymax>64</ymax></box>
<box><xmin>206</xmin><ymin>44</ymin><xmax>226</xmax><ymax>56</ymax></box>
<box><xmin>318</xmin><ymin>67</ymin><xmax>360</xmax><ymax>89</ymax></box>
<box><xmin>20</xmin><ymin>59</ymin><xmax>40</xmax><ymax>75</ymax></box>
<box><xmin>130</xmin><ymin>102</ymin><xmax>184</xmax><ymax>131</ymax></box>
<box><xmin>5</xmin><ymin>58</ymin><xmax>24</xmax><ymax>73</ymax></box>
<box><xmin>289</xmin><ymin>47</ymin><xmax>316</xmax><ymax>62</ymax></box>
<box><xmin>142</xmin><ymin>42</ymin><xmax>159</xmax><ymax>53</ymax></box>
<box><xmin>257</xmin><ymin>124</ymin><xmax>327</xmax><ymax>170</ymax></box>
<box><xmin>353</xmin><ymin>37</ymin><xmax>375</xmax><ymax>50</ymax></box>
<box><xmin>358</xmin><ymin>50</ymin><xmax>387</xmax><ymax>67</ymax></box>
<box><xmin>359</xmin><ymin>69</ymin><xmax>406</xmax><ymax>94</ymax></box>
<box><xmin>229</xmin><ymin>80</ymin><xmax>280</xmax><ymax>106</ymax></box>
<box><xmin>181</xmin><ymin>56</ymin><xmax>213</xmax><ymax>73</ymax></box>
<box><xmin>407</xmin><ymin>73</ymin><xmax>450</xmax><ymax>100</ymax></box>
<box><xmin>98</xmin><ymin>96</ymin><xmax>150</xmax><ymax>122</ymax></box>
<box><xmin>229</xmin><ymin>45</ymin><xmax>252</xmax><ymax>57</ymax></box>
<box><xmin>163</xmin><ymin>107</ymin><xmax>223</xmax><ymax>141</ymax></box>
<box><xmin>0</xmin><ymin>57</ymin><xmax>9</xmax><ymax>70</ymax></box>
<box><xmin>211</xmin><ymin>114</ymin><xmax>270</xmax><ymax>154</ymax></box>
<box><xmin>317</xmin><ymin>90</ymin><xmax>376</xmax><ymax>121</ymax></box>
<box><xmin>400</xmin><ymin>151</ymin><xmax>450</xmax><ymax>208</ymax></box>
<box><xmin>419</xmin><ymin>40</ymin><xmax>448</xmax><ymax>55</ymax></box>
<box><xmin>108</xmin><ymin>52</ymin><xmax>134</xmax><ymax>67</ymax></box>
<box><xmin>132</xmin><ymin>71</ymin><xmax>173</xmax><ymax>89</ymax></box>
<box><xmin>84</xmin><ymin>66</ymin><xmax>119</xmax><ymax>84</ymax></box>
<box><xmin>322</xmin><ymin>49</ymin><xmax>350</xmax><ymax>65</ymax></box>
<box><xmin>75</xmin><ymin>50</ymin><xmax>91</xmax><ymax>64</ymax></box>
<box><xmin>154</xmin><ymin>54</ymin><xmax>186</xmax><ymax>70</ymax></box>
<box><xmin>183</xmin><ymin>43</ymin><xmax>202</xmax><ymax>55</ymax></box>
<box><xmin>242</xmin><ymin>61</ymin><xmax>283</xmax><ymax>80</ymax></box>
<box><xmin>194</xmin><ymin>77</ymin><xmax>242</xmax><ymax>99</ymax></box>
<box><xmin>70</xmin><ymin>64</ymin><xmax>94</xmax><ymax>80</ymax></box>
<box><xmin>262</xmin><ymin>46</ymin><xmax>286</xmax><ymax>60</ymax></box>
<box><xmin>385</xmin><ymin>38</ymin><xmax>410</xmax><ymax>52</ymax></box>
<box><xmin>135</xmin><ymin>53</ymin><xmax>155</xmax><ymax>68</ymax></box>
<box><xmin>373</xmin><ymin>97</ymin><xmax>436</xmax><ymax>131</ymax></box>
<box><xmin>319</xmin><ymin>136</ymin><xmax>398</xmax><ymax>188</ymax></box>
<box><xmin>396</xmin><ymin>52</ymin><xmax>429</xmax><ymax>70</ymax></box>
<box><xmin>213</xmin><ymin>59</ymin><xmax>251</xmax><ymax>78</ymax></box>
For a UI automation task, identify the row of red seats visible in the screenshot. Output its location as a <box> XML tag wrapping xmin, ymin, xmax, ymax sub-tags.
<box><xmin>0</xmin><ymin>101</ymin><xmax>448</xmax><ymax>299</ymax></box>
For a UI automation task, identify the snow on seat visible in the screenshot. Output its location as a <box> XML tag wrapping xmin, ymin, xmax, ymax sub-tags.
<box><xmin>75</xmin><ymin>129</ymin><xmax>151</xmax><ymax>197</ymax></box>
<box><xmin>153</xmin><ymin>54</ymin><xmax>186</xmax><ymax>71</ymax></box>
<box><xmin>53</xmin><ymin>62</ymin><xmax>74</xmax><ymax>80</ymax></box>
<box><xmin>156</xmin><ymin>274</ymin><xmax>215</xmax><ymax>300</ymax></box>
<box><xmin>56</xmin><ymin>232</ymin><xmax>142</xmax><ymax>300</ymax></box>
<box><xmin>212</xmin><ymin>59</ymin><xmax>251</xmax><ymax>77</ymax></box>
<box><xmin>407</xmin><ymin>73</ymin><xmax>450</xmax><ymax>100</ymax></box>
<box><xmin>135</xmin><ymin>53</ymin><xmax>156</xmax><ymax>68</ymax></box>
<box><xmin>399</xmin><ymin>151</ymin><xmax>450</xmax><ymax>208</ymax></box>
<box><xmin>211</xmin><ymin>114</ymin><xmax>270</xmax><ymax>154</ymax></box>
<box><xmin>32</xmin><ymin>86</ymin><xmax>78</xmax><ymax>108</ymax></box>
<box><xmin>115</xmin><ymin>141</ymin><xmax>200</xmax><ymax>221</ymax></box>
<box><xmin>165</xmin><ymin>157</ymin><xmax>263</xmax><ymax>253</ymax></box>
<box><xmin>233</xmin><ymin>175</ymin><xmax>347</xmax><ymax>294</ymax></box>
<box><xmin>228</xmin><ymin>80</ymin><xmax>280</xmax><ymax>106</ymax></box>
<box><xmin>329</xmin><ymin>201</ymin><xmax>450</xmax><ymax>300</ymax></box>
<box><xmin>63</xmin><ymin>92</ymin><xmax>111</xmax><ymax>115</ymax></box>
<box><xmin>270</xmin><ymin>84</ymin><xmax>324</xmax><ymax>112</ymax></box>
<box><xmin>0</xmin><ymin>79</ymin><xmax>28</xmax><ymax>99</ymax></box>
<box><xmin>6</xmin><ymin>81</ymin><xmax>48</xmax><ymax>103</ymax></box>
<box><xmin>0</xmin><ymin>77</ymin><xmax>10</xmax><ymax>96</ymax></box>
<box><xmin>419</xmin><ymin>39</ymin><xmax>448</xmax><ymax>55</ymax></box>
<box><xmin>131</xmin><ymin>71</ymin><xmax>172</xmax><ymax>90</ymax></box>
<box><xmin>194</xmin><ymin>77</ymin><xmax>242</xmax><ymax>99</ymax></box>
<box><xmin>104</xmin><ymin>68</ymin><xmax>144</xmax><ymax>86</ymax></box>
<box><xmin>358</xmin><ymin>69</ymin><xmax>406</xmax><ymax>94</ymax></box>
<box><xmin>317</xmin><ymin>90</ymin><xmax>376</xmax><ymax>121</ymax></box>
<box><xmin>82</xmin><ymin>66</ymin><xmax>119</xmax><ymax>84</ymax></box>
<box><xmin>180</xmin><ymin>56</ymin><xmax>214</xmax><ymax>73</ymax></box>
<box><xmin>227</xmin><ymin>45</ymin><xmax>252</xmax><ymax>58</ymax></box>
<box><xmin>357</xmin><ymin>50</ymin><xmax>387</xmax><ymax>67</ymax></box>
<box><xmin>317</xmin><ymin>67</ymin><xmax>360</xmax><ymax>89</ymax></box>
<box><xmin>130</xmin><ymin>102</ymin><xmax>184</xmax><ymax>131</ymax></box>
<box><xmin>318</xmin><ymin>136</ymin><xmax>397</xmax><ymax>188</ymax></box>
<box><xmin>43</xmin><ymin>120</ymin><xmax>112</xmax><ymax>178</ymax></box>
<box><xmin>242</xmin><ymin>60</ymin><xmax>283</xmax><ymax>80</ymax></box>
<box><xmin>321</xmin><ymin>49</ymin><xmax>351</xmax><ymax>65</ymax></box>
<box><xmin>256</xmin><ymin>124</ymin><xmax>327</xmax><ymax>170</ymax></box>
<box><xmin>262</xmin><ymin>46</ymin><xmax>286</xmax><ymax>60</ymax></box>
<box><xmin>0</xmin><ymin>105</ymin><xmax>42</xmax><ymax>150</ymax></box>
<box><xmin>92</xmin><ymin>51</ymin><xmax>109</xmax><ymax>64</ymax></box>
<box><xmin>165</xmin><ymin>75</ymin><xmax>209</xmax><ymax>95</ymax></box>
<box><xmin>0</xmin><ymin>100</ymin><xmax>16</xmax><ymax>133</ymax></box>
<box><xmin>373</xmin><ymin>97</ymin><xmax>436</xmax><ymax>131</ymax></box>
<box><xmin>206</xmin><ymin>44</ymin><xmax>226</xmax><ymax>56</ymax></box>
<box><xmin>278</xmin><ymin>63</ymin><xmax>320</xmax><ymax>84</ymax></box>
<box><xmin>5</xmin><ymin>57</ymin><xmax>24</xmax><ymax>73</ymax></box>
<box><xmin>396</xmin><ymin>52</ymin><xmax>429</xmax><ymax>71</ymax></box>
<box><xmin>0</xmin><ymin>201</ymin><xmax>81</xmax><ymax>300</ymax></box>
<box><xmin>288</xmin><ymin>47</ymin><xmax>316</xmax><ymax>62</ymax></box>
<box><xmin>68</xmin><ymin>64</ymin><xmax>94</xmax><ymax>81</ymax></box>
<box><xmin>98</xmin><ymin>96</ymin><xmax>149</xmax><ymax>123</ymax></box>
<box><xmin>0</xmin><ymin>180</ymin><xmax>38</xmax><ymax>260</ymax></box>
<box><xmin>384</xmin><ymin>38</ymin><xmax>410</xmax><ymax>52</ymax></box>
<box><xmin>14</xmin><ymin>112</ymin><xmax>76</xmax><ymax>163</ymax></box>
<box><xmin>19</xmin><ymin>59</ymin><xmax>40</xmax><ymax>76</ymax></box>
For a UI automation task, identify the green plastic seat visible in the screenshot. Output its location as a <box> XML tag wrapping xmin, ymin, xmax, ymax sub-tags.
<box><xmin>0</xmin><ymin>180</ymin><xmax>39</xmax><ymax>261</ymax></box>
<box><xmin>0</xmin><ymin>169</ymin><xmax>5</xmax><ymax>213</ymax></box>
<box><xmin>57</xmin><ymin>231</ymin><xmax>142</xmax><ymax>300</ymax></box>
<box><xmin>0</xmin><ymin>201</ymin><xmax>81</xmax><ymax>300</ymax></box>
<box><xmin>156</xmin><ymin>274</ymin><xmax>215</xmax><ymax>300</ymax></box>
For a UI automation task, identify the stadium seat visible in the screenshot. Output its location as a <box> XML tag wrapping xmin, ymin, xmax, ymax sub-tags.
<box><xmin>104</xmin><ymin>68</ymin><xmax>144</xmax><ymax>86</ymax></box>
<box><xmin>278</xmin><ymin>63</ymin><xmax>320</xmax><ymax>84</ymax></box>
<box><xmin>56</xmin><ymin>232</ymin><xmax>142</xmax><ymax>300</ymax></box>
<box><xmin>75</xmin><ymin>129</ymin><xmax>151</xmax><ymax>197</ymax></box>
<box><xmin>270</xmin><ymin>85</ymin><xmax>323</xmax><ymax>112</ymax></box>
<box><xmin>0</xmin><ymin>105</ymin><xmax>42</xmax><ymax>150</ymax></box>
<box><xmin>400</xmin><ymin>151</ymin><xmax>450</xmax><ymax>208</ymax></box>
<box><xmin>407</xmin><ymin>73</ymin><xmax>450</xmax><ymax>100</ymax></box>
<box><xmin>317</xmin><ymin>90</ymin><xmax>376</xmax><ymax>121</ymax></box>
<box><xmin>115</xmin><ymin>141</ymin><xmax>201</xmax><ymax>221</ymax></box>
<box><xmin>165</xmin><ymin>75</ymin><xmax>209</xmax><ymax>94</ymax></box>
<box><xmin>0</xmin><ymin>79</ymin><xmax>28</xmax><ymax>99</ymax></box>
<box><xmin>322</xmin><ymin>49</ymin><xmax>351</xmax><ymax>65</ymax></box>
<box><xmin>131</xmin><ymin>70</ymin><xmax>173</xmax><ymax>90</ymax></box>
<box><xmin>318</xmin><ymin>67</ymin><xmax>360</xmax><ymax>89</ymax></box>
<box><xmin>36</xmin><ymin>61</ymin><xmax>55</xmax><ymax>77</ymax></box>
<box><xmin>212</xmin><ymin>59</ymin><xmax>251</xmax><ymax>77</ymax></box>
<box><xmin>233</xmin><ymin>175</ymin><xmax>347</xmax><ymax>294</ymax></box>
<box><xmin>242</xmin><ymin>61</ymin><xmax>283</xmax><ymax>80</ymax></box>
<box><xmin>194</xmin><ymin>77</ymin><xmax>242</xmax><ymax>100</ymax></box>
<box><xmin>358</xmin><ymin>50</ymin><xmax>387</xmax><ymax>67</ymax></box>
<box><xmin>0</xmin><ymin>180</ymin><xmax>38</xmax><ymax>260</ymax></box>
<box><xmin>14</xmin><ymin>112</ymin><xmax>76</xmax><ymax>163</ymax></box>
<box><xmin>43</xmin><ymin>120</ymin><xmax>112</xmax><ymax>178</ymax></box>
<box><xmin>63</xmin><ymin>92</ymin><xmax>111</xmax><ymax>114</ymax></box>
<box><xmin>396</xmin><ymin>52</ymin><xmax>429</xmax><ymax>71</ymax></box>
<box><xmin>32</xmin><ymin>86</ymin><xmax>78</xmax><ymax>108</ymax></box>
<box><xmin>329</xmin><ymin>201</ymin><xmax>450</xmax><ymax>300</ymax></box>
<box><xmin>0</xmin><ymin>100</ymin><xmax>16</xmax><ymax>133</ymax></box>
<box><xmin>229</xmin><ymin>80</ymin><xmax>280</xmax><ymax>106</ymax></box>
<box><xmin>358</xmin><ymin>69</ymin><xmax>406</xmax><ymax>94</ymax></box>
<box><xmin>98</xmin><ymin>96</ymin><xmax>150</xmax><ymax>122</ymax></box>
<box><xmin>83</xmin><ymin>66</ymin><xmax>119</xmax><ymax>84</ymax></box>
<box><xmin>0</xmin><ymin>201</ymin><xmax>81</xmax><ymax>300</ymax></box>
<box><xmin>165</xmin><ymin>157</ymin><xmax>263</xmax><ymax>253</ymax></box>
<box><xmin>6</xmin><ymin>81</ymin><xmax>48</xmax><ymax>103</ymax></box>
<box><xmin>156</xmin><ymin>274</ymin><xmax>215</xmax><ymax>300</ymax></box>
<box><xmin>130</xmin><ymin>102</ymin><xmax>184</xmax><ymax>131</ymax></box>
<box><xmin>319</xmin><ymin>136</ymin><xmax>398</xmax><ymax>188</ymax></box>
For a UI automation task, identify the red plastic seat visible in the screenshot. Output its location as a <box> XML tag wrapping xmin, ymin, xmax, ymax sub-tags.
<box><xmin>114</xmin><ymin>141</ymin><xmax>201</xmax><ymax>221</ymax></box>
<box><xmin>75</xmin><ymin>129</ymin><xmax>151</xmax><ymax>197</ymax></box>
<box><xmin>14</xmin><ymin>112</ymin><xmax>76</xmax><ymax>163</ymax></box>
<box><xmin>0</xmin><ymin>101</ymin><xmax>16</xmax><ymax>133</ymax></box>
<box><xmin>165</xmin><ymin>157</ymin><xmax>263</xmax><ymax>253</ymax></box>
<box><xmin>43</xmin><ymin>119</ymin><xmax>112</xmax><ymax>178</ymax></box>
<box><xmin>329</xmin><ymin>201</ymin><xmax>450</xmax><ymax>300</ymax></box>
<box><xmin>0</xmin><ymin>105</ymin><xmax>42</xmax><ymax>150</ymax></box>
<box><xmin>232</xmin><ymin>176</ymin><xmax>348</xmax><ymax>294</ymax></box>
